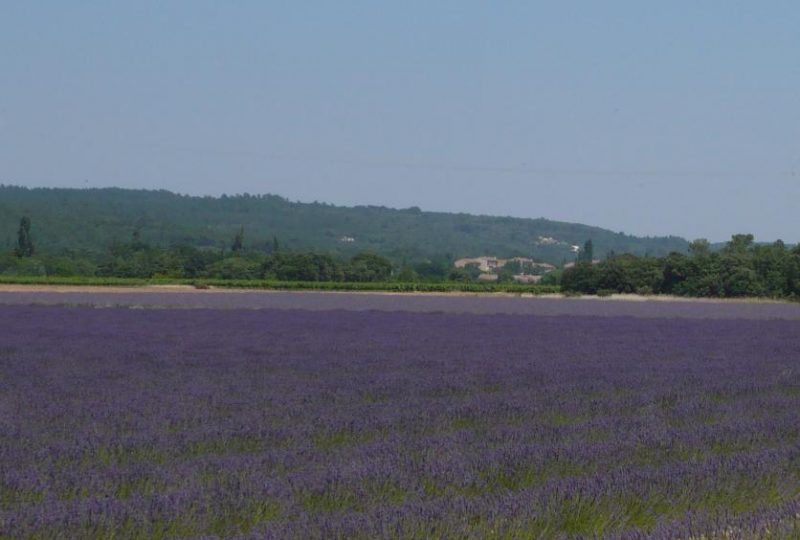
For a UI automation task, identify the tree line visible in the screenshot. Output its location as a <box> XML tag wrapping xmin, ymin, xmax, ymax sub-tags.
<box><xmin>562</xmin><ymin>235</ymin><xmax>800</xmax><ymax>299</ymax></box>
<box><xmin>2</xmin><ymin>217</ymin><xmax>397</xmax><ymax>282</ymax></box>
<box><xmin>5</xmin><ymin>214</ymin><xmax>799</xmax><ymax>299</ymax></box>
<box><xmin>0</xmin><ymin>216</ymin><xmax>551</xmax><ymax>284</ymax></box>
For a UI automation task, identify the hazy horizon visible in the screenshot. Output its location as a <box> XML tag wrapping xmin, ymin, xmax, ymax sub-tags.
<box><xmin>2</xmin><ymin>3</ymin><xmax>798</xmax><ymax>243</ymax></box>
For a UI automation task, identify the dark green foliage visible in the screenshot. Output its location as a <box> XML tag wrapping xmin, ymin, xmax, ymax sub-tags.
<box><xmin>562</xmin><ymin>235</ymin><xmax>800</xmax><ymax>299</ymax></box>
<box><xmin>93</xmin><ymin>245</ymin><xmax>395</xmax><ymax>283</ymax></box>
<box><xmin>208</xmin><ymin>257</ymin><xmax>263</xmax><ymax>280</ymax></box>
<box><xmin>397</xmin><ymin>265</ymin><xmax>418</xmax><ymax>282</ymax></box>
<box><xmin>579</xmin><ymin>239</ymin><xmax>594</xmax><ymax>263</ymax></box>
<box><xmin>0</xmin><ymin>185</ymin><xmax>687</xmax><ymax>264</ymax></box>
<box><xmin>449</xmin><ymin>264</ymin><xmax>482</xmax><ymax>283</ymax></box>
<box><xmin>412</xmin><ymin>258</ymin><xmax>453</xmax><ymax>282</ymax></box>
<box><xmin>345</xmin><ymin>252</ymin><xmax>393</xmax><ymax>282</ymax></box>
<box><xmin>231</xmin><ymin>226</ymin><xmax>245</xmax><ymax>253</ymax></box>
<box><xmin>1</xmin><ymin>215</ymin><xmax>399</xmax><ymax>283</ymax></box>
<box><xmin>263</xmin><ymin>253</ymin><xmax>345</xmax><ymax>282</ymax></box>
<box><xmin>688</xmin><ymin>238</ymin><xmax>711</xmax><ymax>257</ymax></box>
<box><xmin>560</xmin><ymin>262</ymin><xmax>601</xmax><ymax>294</ymax></box>
<box><xmin>0</xmin><ymin>252</ymin><xmax>95</xmax><ymax>277</ymax></box>
<box><xmin>1</xmin><ymin>253</ymin><xmax>45</xmax><ymax>276</ymax></box>
<box><xmin>15</xmin><ymin>216</ymin><xmax>34</xmax><ymax>257</ymax></box>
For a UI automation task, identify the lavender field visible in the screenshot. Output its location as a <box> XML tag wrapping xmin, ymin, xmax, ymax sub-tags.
<box><xmin>1</xmin><ymin>304</ymin><xmax>800</xmax><ymax>538</ymax></box>
<box><xmin>3</xmin><ymin>287</ymin><xmax>800</xmax><ymax>319</ymax></box>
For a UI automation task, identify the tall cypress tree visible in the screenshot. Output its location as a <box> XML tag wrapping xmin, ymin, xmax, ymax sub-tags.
<box><xmin>15</xmin><ymin>216</ymin><xmax>34</xmax><ymax>257</ymax></box>
<box><xmin>580</xmin><ymin>239</ymin><xmax>594</xmax><ymax>263</ymax></box>
<box><xmin>231</xmin><ymin>225</ymin><xmax>244</xmax><ymax>253</ymax></box>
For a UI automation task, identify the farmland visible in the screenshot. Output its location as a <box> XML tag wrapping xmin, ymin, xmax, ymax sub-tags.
<box><xmin>1</xmin><ymin>286</ymin><xmax>800</xmax><ymax>319</ymax></box>
<box><xmin>1</xmin><ymin>296</ymin><xmax>800</xmax><ymax>538</ymax></box>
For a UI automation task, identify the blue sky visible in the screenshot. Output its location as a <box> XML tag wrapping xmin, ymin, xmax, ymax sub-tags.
<box><xmin>1</xmin><ymin>2</ymin><xmax>798</xmax><ymax>241</ymax></box>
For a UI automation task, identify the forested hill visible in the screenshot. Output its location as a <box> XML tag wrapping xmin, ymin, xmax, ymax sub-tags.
<box><xmin>0</xmin><ymin>186</ymin><xmax>688</xmax><ymax>264</ymax></box>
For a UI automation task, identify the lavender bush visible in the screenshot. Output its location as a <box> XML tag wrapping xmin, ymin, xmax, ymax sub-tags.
<box><xmin>1</xmin><ymin>305</ymin><xmax>799</xmax><ymax>538</ymax></box>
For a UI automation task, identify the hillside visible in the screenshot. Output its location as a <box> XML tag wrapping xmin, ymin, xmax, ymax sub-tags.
<box><xmin>0</xmin><ymin>186</ymin><xmax>688</xmax><ymax>264</ymax></box>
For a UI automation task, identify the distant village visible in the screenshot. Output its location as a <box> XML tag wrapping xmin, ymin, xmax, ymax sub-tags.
<box><xmin>453</xmin><ymin>256</ymin><xmax>557</xmax><ymax>283</ymax></box>
<box><xmin>453</xmin><ymin>253</ymin><xmax>601</xmax><ymax>283</ymax></box>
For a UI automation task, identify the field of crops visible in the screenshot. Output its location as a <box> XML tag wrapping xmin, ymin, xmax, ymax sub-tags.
<box><xmin>2</xmin><ymin>302</ymin><xmax>800</xmax><ymax>538</ymax></box>
<box><xmin>2</xmin><ymin>287</ymin><xmax>800</xmax><ymax>319</ymax></box>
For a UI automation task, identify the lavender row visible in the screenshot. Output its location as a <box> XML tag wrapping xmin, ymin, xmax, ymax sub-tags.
<box><xmin>3</xmin><ymin>289</ymin><xmax>800</xmax><ymax>318</ymax></box>
<box><xmin>1</xmin><ymin>306</ymin><xmax>799</xmax><ymax>538</ymax></box>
